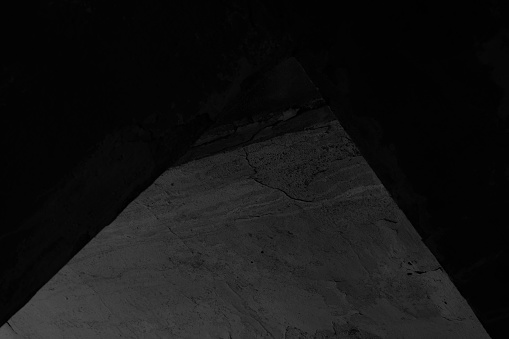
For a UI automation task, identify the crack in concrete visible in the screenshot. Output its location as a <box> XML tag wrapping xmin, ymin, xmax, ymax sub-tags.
<box><xmin>321</xmin><ymin>205</ymin><xmax>371</xmax><ymax>277</ymax></box>
<box><xmin>402</xmin><ymin>261</ymin><xmax>444</xmax><ymax>276</ymax></box>
<box><xmin>303</xmin><ymin>123</ymin><xmax>333</xmax><ymax>134</ymax></box>
<box><xmin>6</xmin><ymin>322</ymin><xmax>18</xmax><ymax>335</ymax></box>
<box><xmin>135</xmin><ymin>201</ymin><xmax>196</xmax><ymax>255</ymax></box>
<box><xmin>234</xmin><ymin>213</ymin><xmax>274</xmax><ymax>221</ymax></box>
<box><xmin>92</xmin><ymin>289</ymin><xmax>116</xmax><ymax>320</ymax></box>
<box><xmin>192</xmin><ymin>124</ymin><xmax>239</xmax><ymax>148</ymax></box>
<box><xmin>240</xmin><ymin>103</ymin><xmax>327</xmax><ymax>145</ymax></box>
<box><xmin>66</xmin><ymin>266</ymin><xmax>119</xmax><ymax>321</ymax></box>
<box><xmin>442</xmin><ymin>315</ymin><xmax>467</xmax><ymax>322</ymax></box>
<box><xmin>377</xmin><ymin>218</ymin><xmax>400</xmax><ymax>235</ymax></box>
<box><xmin>134</xmin><ymin>205</ymin><xmax>224</xmax><ymax>280</ymax></box>
<box><xmin>225</xmin><ymin>281</ymin><xmax>276</xmax><ymax>339</ymax></box>
<box><xmin>411</xmin><ymin>266</ymin><xmax>443</xmax><ymax>275</ymax></box>
<box><xmin>189</xmin><ymin>100</ymin><xmax>328</xmax><ymax>158</ymax></box>
<box><xmin>337</xmin><ymin>232</ymin><xmax>371</xmax><ymax>278</ymax></box>
<box><xmin>242</xmin><ymin>147</ymin><xmax>314</xmax><ymax>203</ymax></box>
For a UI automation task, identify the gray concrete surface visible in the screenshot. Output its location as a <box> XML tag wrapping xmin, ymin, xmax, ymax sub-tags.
<box><xmin>1</xmin><ymin>108</ymin><xmax>490</xmax><ymax>338</ymax></box>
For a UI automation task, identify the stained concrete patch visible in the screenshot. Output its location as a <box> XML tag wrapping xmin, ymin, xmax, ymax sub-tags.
<box><xmin>2</xmin><ymin>109</ymin><xmax>490</xmax><ymax>338</ymax></box>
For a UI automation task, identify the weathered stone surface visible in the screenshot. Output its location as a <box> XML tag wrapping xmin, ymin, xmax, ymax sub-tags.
<box><xmin>4</xmin><ymin>115</ymin><xmax>489</xmax><ymax>338</ymax></box>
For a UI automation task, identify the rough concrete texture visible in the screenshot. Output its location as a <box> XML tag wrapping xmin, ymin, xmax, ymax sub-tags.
<box><xmin>2</xmin><ymin>109</ymin><xmax>489</xmax><ymax>338</ymax></box>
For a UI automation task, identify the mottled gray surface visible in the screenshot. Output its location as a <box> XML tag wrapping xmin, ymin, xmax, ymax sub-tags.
<box><xmin>2</xmin><ymin>111</ymin><xmax>489</xmax><ymax>338</ymax></box>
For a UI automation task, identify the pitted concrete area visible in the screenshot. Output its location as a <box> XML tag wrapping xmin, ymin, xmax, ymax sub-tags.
<box><xmin>2</xmin><ymin>109</ymin><xmax>490</xmax><ymax>338</ymax></box>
